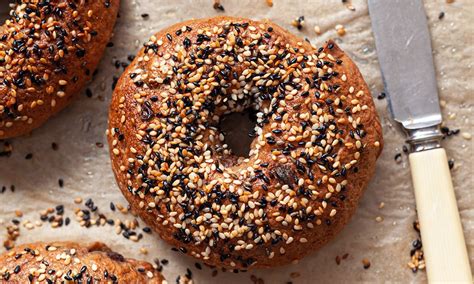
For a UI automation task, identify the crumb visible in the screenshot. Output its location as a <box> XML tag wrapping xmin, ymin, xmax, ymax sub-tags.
<box><xmin>291</xmin><ymin>16</ymin><xmax>305</xmax><ymax>30</ymax></box>
<box><xmin>409</xmin><ymin>220</ymin><xmax>425</xmax><ymax>272</ymax></box>
<box><xmin>362</xmin><ymin>258</ymin><xmax>371</xmax><ymax>269</ymax></box>
<box><xmin>265</xmin><ymin>0</ymin><xmax>273</xmax><ymax>7</ymax></box>
<box><xmin>176</xmin><ymin>274</ymin><xmax>193</xmax><ymax>284</ymax></box>
<box><xmin>378</xmin><ymin>202</ymin><xmax>385</xmax><ymax>209</ymax></box>
<box><xmin>0</xmin><ymin>141</ymin><xmax>13</xmax><ymax>157</ymax></box>
<box><xmin>213</xmin><ymin>0</ymin><xmax>225</xmax><ymax>11</ymax></box>
<box><xmin>290</xmin><ymin>272</ymin><xmax>300</xmax><ymax>278</ymax></box>
<box><xmin>335</xmin><ymin>24</ymin><xmax>346</xmax><ymax>36</ymax></box>
<box><xmin>375</xmin><ymin>216</ymin><xmax>383</xmax><ymax>223</ymax></box>
<box><xmin>4</xmin><ymin>221</ymin><xmax>20</xmax><ymax>250</ymax></box>
<box><xmin>408</xmin><ymin>239</ymin><xmax>425</xmax><ymax>272</ymax></box>
<box><xmin>250</xmin><ymin>274</ymin><xmax>265</xmax><ymax>284</ymax></box>
<box><xmin>342</xmin><ymin>0</ymin><xmax>356</xmax><ymax>11</ymax></box>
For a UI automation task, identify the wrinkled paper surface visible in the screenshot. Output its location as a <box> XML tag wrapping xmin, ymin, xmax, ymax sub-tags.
<box><xmin>1</xmin><ymin>0</ymin><xmax>472</xmax><ymax>283</ymax></box>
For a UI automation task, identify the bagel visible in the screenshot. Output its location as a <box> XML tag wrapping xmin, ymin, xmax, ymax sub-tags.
<box><xmin>0</xmin><ymin>0</ymin><xmax>119</xmax><ymax>139</ymax></box>
<box><xmin>0</xmin><ymin>241</ymin><xmax>165</xmax><ymax>283</ymax></box>
<box><xmin>108</xmin><ymin>16</ymin><xmax>383</xmax><ymax>269</ymax></box>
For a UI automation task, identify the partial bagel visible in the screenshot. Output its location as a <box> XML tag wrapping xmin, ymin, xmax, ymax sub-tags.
<box><xmin>0</xmin><ymin>241</ymin><xmax>165</xmax><ymax>283</ymax></box>
<box><xmin>0</xmin><ymin>0</ymin><xmax>119</xmax><ymax>138</ymax></box>
<box><xmin>108</xmin><ymin>16</ymin><xmax>383</xmax><ymax>269</ymax></box>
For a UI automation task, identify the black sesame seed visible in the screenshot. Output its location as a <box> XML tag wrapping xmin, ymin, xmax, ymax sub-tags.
<box><xmin>448</xmin><ymin>159</ymin><xmax>454</xmax><ymax>170</ymax></box>
<box><xmin>394</xmin><ymin>153</ymin><xmax>402</xmax><ymax>162</ymax></box>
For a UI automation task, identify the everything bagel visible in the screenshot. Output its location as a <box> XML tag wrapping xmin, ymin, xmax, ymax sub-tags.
<box><xmin>108</xmin><ymin>16</ymin><xmax>383</xmax><ymax>269</ymax></box>
<box><xmin>0</xmin><ymin>0</ymin><xmax>119</xmax><ymax>139</ymax></box>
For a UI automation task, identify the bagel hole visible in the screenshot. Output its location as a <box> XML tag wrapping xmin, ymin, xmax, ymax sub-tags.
<box><xmin>219</xmin><ymin>109</ymin><xmax>257</xmax><ymax>158</ymax></box>
<box><xmin>0</xmin><ymin>2</ymin><xmax>10</xmax><ymax>24</ymax></box>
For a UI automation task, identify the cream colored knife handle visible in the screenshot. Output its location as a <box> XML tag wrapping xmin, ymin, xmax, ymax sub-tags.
<box><xmin>410</xmin><ymin>148</ymin><xmax>472</xmax><ymax>283</ymax></box>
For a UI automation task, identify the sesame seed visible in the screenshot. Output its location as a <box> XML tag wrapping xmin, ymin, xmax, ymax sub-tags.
<box><xmin>314</xmin><ymin>25</ymin><xmax>321</xmax><ymax>35</ymax></box>
<box><xmin>462</xmin><ymin>132</ymin><xmax>471</xmax><ymax>140</ymax></box>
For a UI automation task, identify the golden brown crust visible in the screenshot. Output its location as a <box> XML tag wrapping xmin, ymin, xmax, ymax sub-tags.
<box><xmin>0</xmin><ymin>0</ymin><xmax>120</xmax><ymax>139</ymax></box>
<box><xmin>108</xmin><ymin>16</ymin><xmax>383</xmax><ymax>269</ymax></box>
<box><xmin>0</xmin><ymin>241</ymin><xmax>165</xmax><ymax>283</ymax></box>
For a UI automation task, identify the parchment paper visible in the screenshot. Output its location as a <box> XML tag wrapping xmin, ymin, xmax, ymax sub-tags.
<box><xmin>1</xmin><ymin>1</ymin><xmax>472</xmax><ymax>283</ymax></box>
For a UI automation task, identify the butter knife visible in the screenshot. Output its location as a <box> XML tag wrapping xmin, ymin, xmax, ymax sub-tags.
<box><xmin>368</xmin><ymin>0</ymin><xmax>472</xmax><ymax>282</ymax></box>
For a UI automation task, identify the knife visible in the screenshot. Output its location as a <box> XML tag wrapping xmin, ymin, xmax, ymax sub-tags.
<box><xmin>368</xmin><ymin>0</ymin><xmax>472</xmax><ymax>282</ymax></box>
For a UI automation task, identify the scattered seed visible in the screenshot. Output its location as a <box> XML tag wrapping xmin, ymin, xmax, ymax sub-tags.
<box><xmin>362</xmin><ymin>258</ymin><xmax>371</xmax><ymax>269</ymax></box>
<box><xmin>461</xmin><ymin>132</ymin><xmax>471</xmax><ymax>140</ymax></box>
<box><xmin>314</xmin><ymin>25</ymin><xmax>321</xmax><ymax>35</ymax></box>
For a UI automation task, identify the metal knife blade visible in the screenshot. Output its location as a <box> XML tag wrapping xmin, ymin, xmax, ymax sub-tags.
<box><xmin>368</xmin><ymin>0</ymin><xmax>442</xmax><ymax>130</ymax></box>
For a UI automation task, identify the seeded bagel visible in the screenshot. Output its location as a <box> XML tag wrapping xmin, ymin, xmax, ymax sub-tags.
<box><xmin>0</xmin><ymin>0</ymin><xmax>119</xmax><ymax>139</ymax></box>
<box><xmin>0</xmin><ymin>241</ymin><xmax>165</xmax><ymax>282</ymax></box>
<box><xmin>108</xmin><ymin>16</ymin><xmax>383</xmax><ymax>269</ymax></box>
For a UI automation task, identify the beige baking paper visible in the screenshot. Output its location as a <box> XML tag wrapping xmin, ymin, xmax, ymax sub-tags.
<box><xmin>1</xmin><ymin>0</ymin><xmax>472</xmax><ymax>283</ymax></box>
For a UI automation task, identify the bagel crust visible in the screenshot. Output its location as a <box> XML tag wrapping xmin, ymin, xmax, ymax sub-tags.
<box><xmin>0</xmin><ymin>0</ymin><xmax>119</xmax><ymax>139</ymax></box>
<box><xmin>0</xmin><ymin>241</ymin><xmax>165</xmax><ymax>283</ymax></box>
<box><xmin>108</xmin><ymin>16</ymin><xmax>383</xmax><ymax>269</ymax></box>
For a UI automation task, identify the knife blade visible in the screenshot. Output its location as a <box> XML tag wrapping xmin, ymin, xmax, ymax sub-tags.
<box><xmin>369</xmin><ymin>0</ymin><xmax>441</xmax><ymax>130</ymax></box>
<box><xmin>368</xmin><ymin>0</ymin><xmax>472</xmax><ymax>282</ymax></box>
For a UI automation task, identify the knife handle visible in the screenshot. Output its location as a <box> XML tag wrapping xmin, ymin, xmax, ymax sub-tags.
<box><xmin>409</xmin><ymin>148</ymin><xmax>472</xmax><ymax>283</ymax></box>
